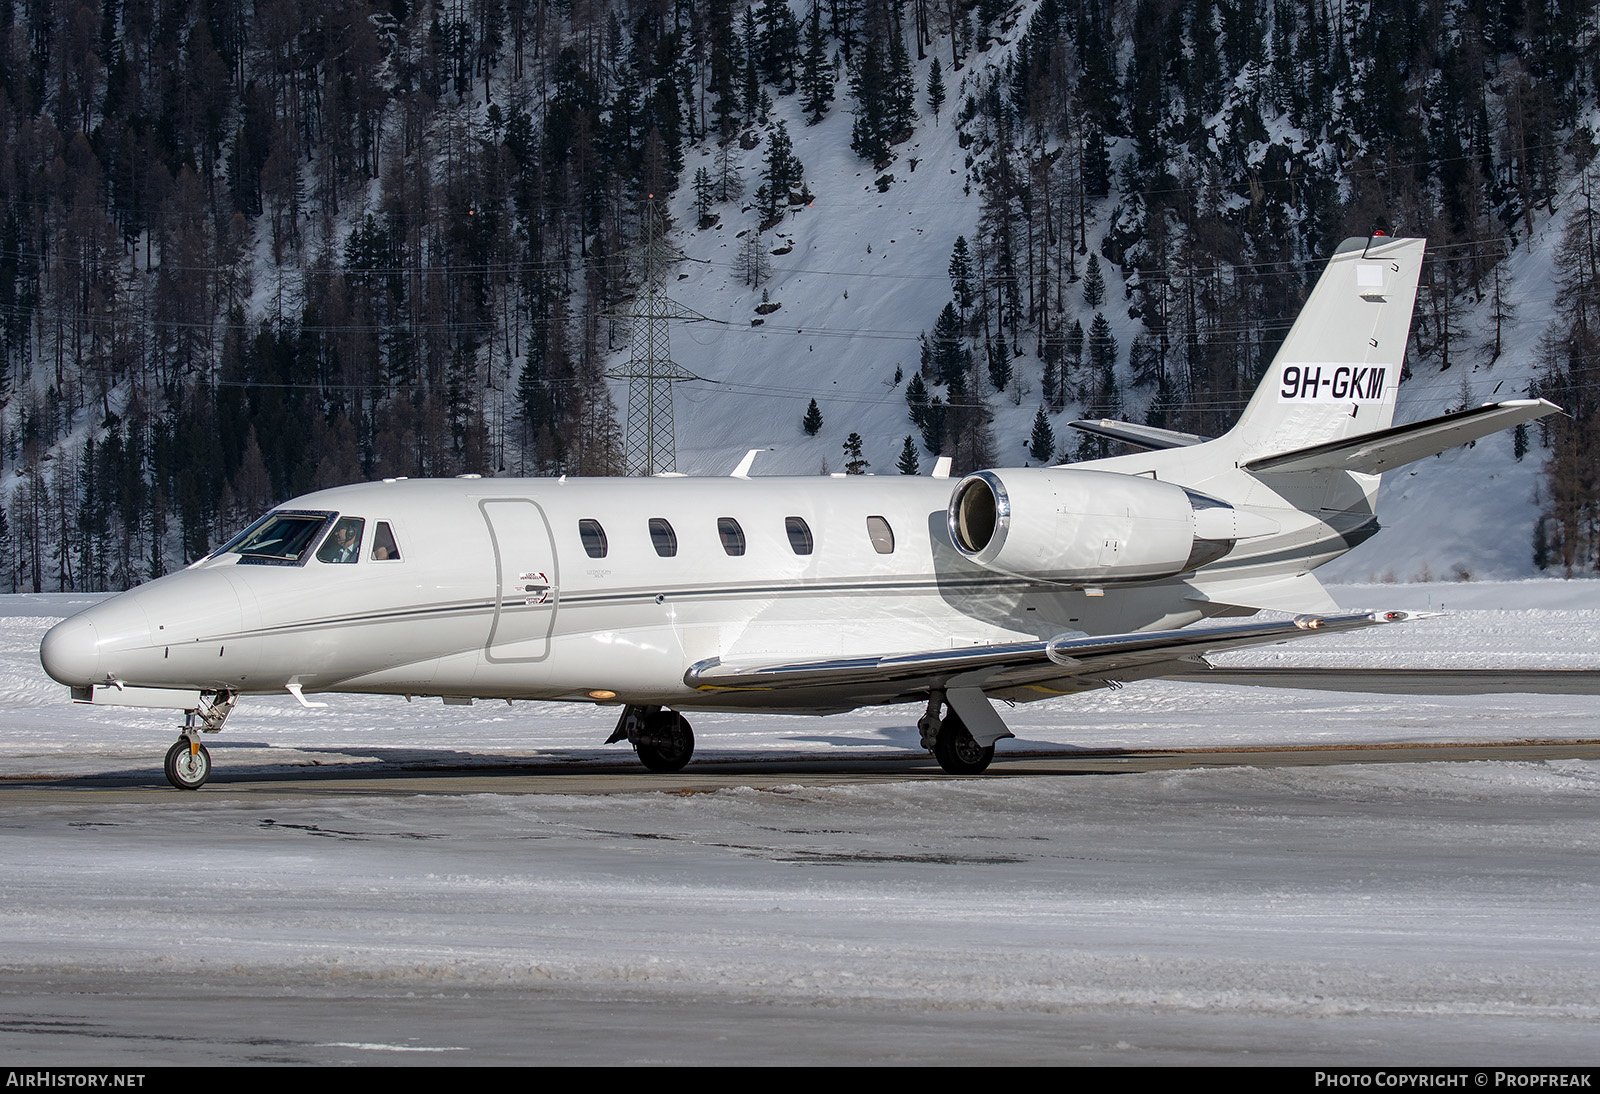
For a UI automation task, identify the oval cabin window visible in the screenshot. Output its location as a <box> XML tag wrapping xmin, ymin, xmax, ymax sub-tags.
<box><xmin>785</xmin><ymin>517</ymin><xmax>814</xmax><ymax>555</ymax></box>
<box><xmin>649</xmin><ymin>518</ymin><xmax>678</xmax><ymax>557</ymax></box>
<box><xmin>578</xmin><ymin>519</ymin><xmax>608</xmax><ymax>559</ymax></box>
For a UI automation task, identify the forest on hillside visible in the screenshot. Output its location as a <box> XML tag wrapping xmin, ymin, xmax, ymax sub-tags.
<box><xmin>1</xmin><ymin>0</ymin><xmax>1599</xmax><ymax>590</ymax></box>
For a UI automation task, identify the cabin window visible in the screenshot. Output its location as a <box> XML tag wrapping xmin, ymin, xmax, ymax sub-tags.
<box><xmin>717</xmin><ymin>517</ymin><xmax>746</xmax><ymax>556</ymax></box>
<box><xmin>578</xmin><ymin>519</ymin><xmax>608</xmax><ymax>559</ymax></box>
<box><xmin>316</xmin><ymin>517</ymin><xmax>365</xmax><ymax>564</ymax></box>
<box><xmin>224</xmin><ymin>510</ymin><xmax>334</xmax><ymax>566</ymax></box>
<box><xmin>371</xmin><ymin>522</ymin><xmax>402</xmax><ymax>561</ymax></box>
<box><xmin>785</xmin><ymin>516</ymin><xmax>814</xmax><ymax>555</ymax></box>
<box><xmin>649</xmin><ymin>518</ymin><xmax>678</xmax><ymax>557</ymax></box>
<box><xmin>866</xmin><ymin>515</ymin><xmax>895</xmax><ymax>554</ymax></box>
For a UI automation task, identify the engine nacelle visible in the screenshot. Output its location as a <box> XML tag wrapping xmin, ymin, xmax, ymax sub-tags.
<box><xmin>947</xmin><ymin>467</ymin><xmax>1206</xmax><ymax>583</ymax></box>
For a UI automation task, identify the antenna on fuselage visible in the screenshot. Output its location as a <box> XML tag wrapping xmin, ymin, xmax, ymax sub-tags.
<box><xmin>606</xmin><ymin>198</ymin><xmax>709</xmax><ymax>476</ymax></box>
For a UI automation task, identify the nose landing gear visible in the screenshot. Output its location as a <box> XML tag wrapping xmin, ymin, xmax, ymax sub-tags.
<box><xmin>164</xmin><ymin>735</ymin><xmax>212</xmax><ymax>790</ymax></box>
<box><xmin>162</xmin><ymin>691</ymin><xmax>237</xmax><ymax>790</ymax></box>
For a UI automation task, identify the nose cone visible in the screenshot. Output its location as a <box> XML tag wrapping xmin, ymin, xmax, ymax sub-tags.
<box><xmin>40</xmin><ymin>613</ymin><xmax>101</xmax><ymax>687</ymax></box>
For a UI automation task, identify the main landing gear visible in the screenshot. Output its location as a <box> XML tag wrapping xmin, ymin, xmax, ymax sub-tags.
<box><xmin>607</xmin><ymin>705</ymin><xmax>696</xmax><ymax>772</ymax></box>
<box><xmin>163</xmin><ymin>691</ymin><xmax>237</xmax><ymax>790</ymax></box>
<box><xmin>919</xmin><ymin>693</ymin><xmax>996</xmax><ymax>775</ymax></box>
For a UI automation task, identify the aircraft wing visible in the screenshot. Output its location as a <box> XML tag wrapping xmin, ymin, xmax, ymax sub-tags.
<box><xmin>684</xmin><ymin>611</ymin><xmax>1420</xmax><ymax>703</ymax></box>
<box><xmin>1164</xmin><ymin>667</ymin><xmax>1600</xmax><ymax>695</ymax></box>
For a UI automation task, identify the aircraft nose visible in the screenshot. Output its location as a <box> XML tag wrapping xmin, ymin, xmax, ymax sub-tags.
<box><xmin>40</xmin><ymin>613</ymin><xmax>101</xmax><ymax>687</ymax></box>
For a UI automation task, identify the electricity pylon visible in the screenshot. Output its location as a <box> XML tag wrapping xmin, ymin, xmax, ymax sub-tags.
<box><xmin>607</xmin><ymin>200</ymin><xmax>705</xmax><ymax>476</ymax></box>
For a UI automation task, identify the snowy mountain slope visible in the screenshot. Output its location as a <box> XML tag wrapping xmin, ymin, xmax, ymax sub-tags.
<box><xmin>647</xmin><ymin>72</ymin><xmax>988</xmax><ymax>476</ymax></box>
<box><xmin>634</xmin><ymin>11</ymin><xmax>1576</xmax><ymax>584</ymax></box>
<box><xmin>628</xmin><ymin>10</ymin><xmax>1139</xmax><ymax>478</ymax></box>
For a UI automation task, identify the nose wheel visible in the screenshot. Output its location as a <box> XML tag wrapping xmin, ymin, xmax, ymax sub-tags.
<box><xmin>164</xmin><ymin>737</ymin><xmax>212</xmax><ymax>790</ymax></box>
<box><xmin>161</xmin><ymin>692</ymin><xmax>235</xmax><ymax>789</ymax></box>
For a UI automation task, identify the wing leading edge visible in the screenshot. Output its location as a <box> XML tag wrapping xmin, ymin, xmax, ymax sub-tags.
<box><xmin>683</xmin><ymin>611</ymin><xmax>1422</xmax><ymax>704</ymax></box>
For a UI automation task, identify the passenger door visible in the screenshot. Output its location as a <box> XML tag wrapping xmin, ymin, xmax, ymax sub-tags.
<box><xmin>479</xmin><ymin>498</ymin><xmax>559</xmax><ymax>662</ymax></box>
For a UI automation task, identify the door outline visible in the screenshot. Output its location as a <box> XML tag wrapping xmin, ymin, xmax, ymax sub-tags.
<box><xmin>480</xmin><ymin>498</ymin><xmax>559</xmax><ymax>663</ymax></box>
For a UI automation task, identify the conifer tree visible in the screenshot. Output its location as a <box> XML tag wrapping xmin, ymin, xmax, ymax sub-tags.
<box><xmin>1088</xmin><ymin>312</ymin><xmax>1117</xmax><ymax>379</ymax></box>
<box><xmin>758</xmin><ymin>121</ymin><xmax>805</xmax><ymax>225</ymax></box>
<box><xmin>1083</xmin><ymin>125</ymin><xmax>1111</xmax><ymax>197</ymax></box>
<box><xmin>897</xmin><ymin>434</ymin><xmax>921</xmax><ymax>474</ymax></box>
<box><xmin>693</xmin><ymin>167</ymin><xmax>715</xmax><ymax>227</ymax></box>
<box><xmin>757</xmin><ymin>0</ymin><xmax>801</xmax><ymax>90</ymax></box>
<box><xmin>842</xmin><ymin>432</ymin><xmax>869</xmax><ymax>473</ymax></box>
<box><xmin>803</xmin><ymin>398</ymin><xmax>824</xmax><ymax>435</ymax></box>
<box><xmin>800</xmin><ymin>3</ymin><xmax>834</xmax><ymax>123</ymax></box>
<box><xmin>930</xmin><ymin>302</ymin><xmax>965</xmax><ymax>385</ymax></box>
<box><xmin>927</xmin><ymin>57</ymin><xmax>946</xmax><ymax>124</ymax></box>
<box><xmin>887</xmin><ymin>27</ymin><xmax>917</xmax><ymax>136</ymax></box>
<box><xmin>948</xmin><ymin>236</ymin><xmax>974</xmax><ymax>315</ymax></box>
<box><xmin>987</xmin><ymin>338</ymin><xmax>1012</xmax><ymax>392</ymax></box>
<box><xmin>919</xmin><ymin>394</ymin><xmax>946</xmax><ymax>453</ymax></box>
<box><xmin>741</xmin><ymin>8</ymin><xmax>762</xmax><ymax>119</ymax></box>
<box><xmin>1064</xmin><ymin>319</ymin><xmax>1086</xmax><ymax>400</ymax></box>
<box><xmin>1028</xmin><ymin>404</ymin><xmax>1056</xmax><ymax>463</ymax></box>
<box><xmin>849</xmin><ymin>40</ymin><xmax>892</xmax><ymax>163</ymax></box>
<box><xmin>709</xmin><ymin>0</ymin><xmax>742</xmax><ymax>136</ymax></box>
<box><xmin>1083</xmin><ymin>252</ymin><xmax>1105</xmax><ymax>309</ymax></box>
<box><xmin>905</xmin><ymin>372</ymin><xmax>930</xmax><ymax>425</ymax></box>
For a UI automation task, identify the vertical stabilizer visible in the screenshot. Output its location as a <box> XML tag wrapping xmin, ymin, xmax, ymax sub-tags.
<box><xmin>1223</xmin><ymin>235</ymin><xmax>1426</xmax><ymax>466</ymax></box>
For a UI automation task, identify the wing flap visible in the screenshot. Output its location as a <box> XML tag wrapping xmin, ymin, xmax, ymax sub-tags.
<box><xmin>683</xmin><ymin>611</ymin><xmax>1420</xmax><ymax>696</ymax></box>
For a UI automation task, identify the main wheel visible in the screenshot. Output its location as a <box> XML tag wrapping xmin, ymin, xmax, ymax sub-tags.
<box><xmin>933</xmin><ymin>716</ymin><xmax>994</xmax><ymax>775</ymax></box>
<box><xmin>164</xmin><ymin>738</ymin><xmax>211</xmax><ymax>790</ymax></box>
<box><xmin>634</xmin><ymin>711</ymin><xmax>694</xmax><ymax>773</ymax></box>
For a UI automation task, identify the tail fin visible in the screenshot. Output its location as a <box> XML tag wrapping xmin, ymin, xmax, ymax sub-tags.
<box><xmin>1224</xmin><ymin>235</ymin><xmax>1426</xmax><ymax>466</ymax></box>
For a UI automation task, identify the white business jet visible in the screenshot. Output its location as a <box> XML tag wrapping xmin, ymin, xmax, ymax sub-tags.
<box><xmin>39</xmin><ymin>235</ymin><xmax>1557</xmax><ymax>788</ymax></box>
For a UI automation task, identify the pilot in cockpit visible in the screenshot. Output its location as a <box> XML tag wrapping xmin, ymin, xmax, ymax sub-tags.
<box><xmin>316</xmin><ymin>517</ymin><xmax>364</xmax><ymax>564</ymax></box>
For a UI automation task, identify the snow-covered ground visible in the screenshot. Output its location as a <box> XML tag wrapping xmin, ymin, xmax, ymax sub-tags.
<box><xmin>3</xmin><ymin>584</ymin><xmax>1598</xmax><ymax>1063</ymax></box>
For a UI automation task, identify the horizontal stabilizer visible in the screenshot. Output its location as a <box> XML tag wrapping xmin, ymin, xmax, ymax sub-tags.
<box><xmin>1067</xmin><ymin>419</ymin><xmax>1211</xmax><ymax>452</ymax></box>
<box><xmin>1167</xmin><ymin>667</ymin><xmax>1600</xmax><ymax>696</ymax></box>
<box><xmin>1244</xmin><ymin>399</ymin><xmax>1560</xmax><ymax>475</ymax></box>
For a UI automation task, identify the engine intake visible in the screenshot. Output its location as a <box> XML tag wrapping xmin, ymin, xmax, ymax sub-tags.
<box><xmin>948</xmin><ymin>468</ymin><xmax>1210</xmax><ymax>583</ymax></box>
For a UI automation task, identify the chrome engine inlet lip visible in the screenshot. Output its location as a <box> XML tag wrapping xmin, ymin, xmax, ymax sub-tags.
<box><xmin>947</xmin><ymin>470</ymin><xmax>1010</xmax><ymax>561</ymax></box>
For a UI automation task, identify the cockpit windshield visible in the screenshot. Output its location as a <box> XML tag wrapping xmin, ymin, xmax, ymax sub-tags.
<box><xmin>220</xmin><ymin>510</ymin><xmax>337</xmax><ymax>566</ymax></box>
